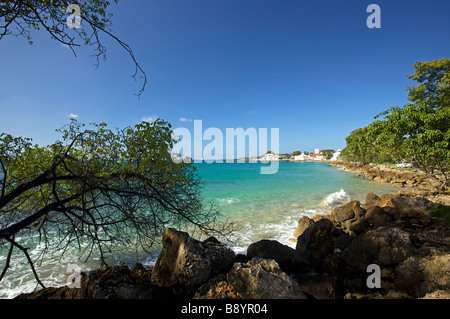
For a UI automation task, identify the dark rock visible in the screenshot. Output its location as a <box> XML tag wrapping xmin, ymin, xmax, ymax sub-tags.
<box><xmin>16</xmin><ymin>264</ymin><xmax>158</xmax><ymax>299</ymax></box>
<box><xmin>226</xmin><ymin>258</ymin><xmax>308</xmax><ymax>299</ymax></box>
<box><xmin>331</xmin><ymin>200</ymin><xmax>360</xmax><ymax>223</ymax></box>
<box><xmin>365</xmin><ymin>193</ymin><xmax>382</xmax><ymax>207</ymax></box>
<box><xmin>293</xmin><ymin>273</ymin><xmax>343</xmax><ymax>299</ymax></box>
<box><xmin>247</xmin><ymin>239</ymin><xmax>310</xmax><ymax>273</ymax></box>
<box><xmin>203</xmin><ymin>236</ymin><xmax>222</xmax><ymax>245</ymax></box>
<box><xmin>151</xmin><ymin>228</ymin><xmax>235</xmax><ymax>296</ymax></box>
<box><xmin>234</xmin><ymin>254</ymin><xmax>249</xmax><ymax>263</ymax></box>
<box><xmin>421</xmin><ymin>253</ymin><xmax>450</xmax><ymax>295</ymax></box>
<box><xmin>382</xmin><ymin>195</ymin><xmax>433</xmax><ymax>219</ymax></box>
<box><xmin>365</xmin><ymin>206</ymin><xmax>392</xmax><ymax>228</ymax></box>
<box><xmin>343</xmin><ymin>226</ymin><xmax>412</xmax><ymax>271</ymax></box>
<box><xmin>296</xmin><ymin>219</ymin><xmax>335</xmax><ymax>268</ymax></box>
<box><xmin>394</xmin><ymin>257</ymin><xmax>424</xmax><ymax>297</ymax></box>
<box><xmin>330</xmin><ymin>200</ymin><xmax>368</xmax><ymax>235</ymax></box>
<box><xmin>334</xmin><ymin>234</ymin><xmax>352</xmax><ymax>251</ymax></box>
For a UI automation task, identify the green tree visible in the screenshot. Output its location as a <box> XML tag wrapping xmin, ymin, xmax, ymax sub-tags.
<box><xmin>342</xmin><ymin>59</ymin><xmax>450</xmax><ymax>189</ymax></box>
<box><xmin>341</xmin><ymin>121</ymin><xmax>395</xmax><ymax>164</ymax></box>
<box><xmin>0</xmin><ymin>120</ymin><xmax>235</xmax><ymax>287</ymax></box>
<box><xmin>407</xmin><ymin>58</ymin><xmax>450</xmax><ymax>110</ymax></box>
<box><xmin>0</xmin><ymin>0</ymin><xmax>146</xmax><ymax>96</ymax></box>
<box><xmin>375</xmin><ymin>100</ymin><xmax>450</xmax><ymax>188</ymax></box>
<box><xmin>341</xmin><ymin>127</ymin><xmax>373</xmax><ymax>163</ymax></box>
<box><xmin>320</xmin><ymin>149</ymin><xmax>334</xmax><ymax>160</ymax></box>
<box><xmin>291</xmin><ymin>151</ymin><xmax>302</xmax><ymax>157</ymax></box>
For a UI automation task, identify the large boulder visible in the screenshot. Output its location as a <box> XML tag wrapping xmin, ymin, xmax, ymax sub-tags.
<box><xmin>330</xmin><ymin>200</ymin><xmax>368</xmax><ymax>235</ymax></box>
<box><xmin>365</xmin><ymin>193</ymin><xmax>382</xmax><ymax>207</ymax></box>
<box><xmin>394</xmin><ymin>253</ymin><xmax>450</xmax><ymax>298</ymax></box>
<box><xmin>16</xmin><ymin>264</ymin><xmax>158</xmax><ymax>299</ymax></box>
<box><xmin>296</xmin><ymin>219</ymin><xmax>336</xmax><ymax>268</ymax></box>
<box><xmin>247</xmin><ymin>239</ymin><xmax>310</xmax><ymax>273</ymax></box>
<box><xmin>343</xmin><ymin>226</ymin><xmax>412</xmax><ymax>270</ymax></box>
<box><xmin>292</xmin><ymin>272</ymin><xmax>343</xmax><ymax>299</ymax></box>
<box><xmin>394</xmin><ymin>257</ymin><xmax>424</xmax><ymax>297</ymax></box>
<box><xmin>381</xmin><ymin>195</ymin><xmax>433</xmax><ymax>218</ymax></box>
<box><xmin>364</xmin><ymin>206</ymin><xmax>392</xmax><ymax>228</ymax></box>
<box><xmin>421</xmin><ymin>253</ymin><xmax>450</xmax><ymax>295</ymax></box>
<box><xmin>330</xmin><ymin>200</ymin><xmax>361</xmax><ymax>223</ymax></box>
<box><xmin>226</xmin><ymin>258</ymin><xmax>308</xmax><ymax>299</ymax></box>
<box><xmin>151</xmin><ymin>228</ymin><xmax>235</xmax><ymax>296</ymax></box>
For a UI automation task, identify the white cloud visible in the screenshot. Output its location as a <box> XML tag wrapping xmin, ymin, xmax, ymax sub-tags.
<box><xmin>141</xmin><ymin>115</ymin><xmax>157</xmax><ymax>123</ymax></box>
<box><xmin>248</xmin><ymin>110</ymin><xmax>256</xmax><ymax>114</ymax></box>
<box><xmin>179</xmin><ymin>117</ymin><xmax>193</xmax><ymax>122</ymax></box>
<box><xmin>68</xmin><ymin>113</ymin><xmax>79</xmax><ymax>118</ymax></box>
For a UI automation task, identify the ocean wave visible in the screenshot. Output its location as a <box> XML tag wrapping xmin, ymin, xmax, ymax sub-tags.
<box><xmin>217</xmin><ymin>198</ymin><xmax>241</xmax><ymax>204</ymax></box>
<box><xmin>323</xmin><ymin>189</ymin><xmax>351</xmax><ymax>208</ymax></box>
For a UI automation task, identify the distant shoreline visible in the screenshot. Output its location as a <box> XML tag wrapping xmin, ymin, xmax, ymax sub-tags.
<box><xmin>191</xmin><ymin>159</ymin><xmax>334</xmax><ymax>163</ymax></box>
<box><xmin>330</xmin><ymin>160</ymin><xmax>450</xmax><ymax>206</ymax></box>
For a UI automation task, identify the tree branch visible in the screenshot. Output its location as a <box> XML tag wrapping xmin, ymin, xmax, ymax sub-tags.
<box><xmin>5</xmin><ymin>236</ymin><xmax>46</xmax><ymax>289</ymax></box>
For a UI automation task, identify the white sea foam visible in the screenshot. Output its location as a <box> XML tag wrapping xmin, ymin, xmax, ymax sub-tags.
<box><xmin>323</xmin><ymin>189</ymin><xmax>351</xmax><ymax>208</ymax></box>
<box><xmin>217</xmin><ymin>198</ymin><xmax>241</xmax><ymax>204</ymax></box>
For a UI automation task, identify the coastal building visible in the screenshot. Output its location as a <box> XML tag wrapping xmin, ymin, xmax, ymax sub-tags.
<box><xmin>308</xmin><ymin>148</ymin><xmax>323</xmax><ymax>161</ymax></box>
<box><xmin>260</xmin><ymin>153</ymin><xmax>280</xmax><ymax>161</ymax></box>
<box><xmin>294</xmin><ymin>152</ymin><xmax>309</xmax><ymax>161</ymax></box>
<box><xmin>331</xmin><ymin>149</ymin><xmax>341</xmax><ymax>161</ymax></box>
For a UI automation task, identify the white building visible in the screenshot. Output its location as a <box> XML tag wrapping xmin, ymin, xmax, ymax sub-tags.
<box><xmin>331</xmin><ymin>149</ymin><xmax>341</xmax><ymax>161</ymax></box>
<box><xmin>294</xmin><ymin>152</ymin><xmax>309</xmax><ymax>161</ymax></box>
<box><xmin>260</xmin><ymin>153</ymin><xmax>279</xmax><ymax>161</ymax></box>
<box><xmin>309</xmin><ymin>148</ymin><xmax>323</xmax><ymax>161</ymax></box>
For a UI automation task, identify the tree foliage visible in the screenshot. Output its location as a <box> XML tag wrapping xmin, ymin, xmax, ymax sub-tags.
<box><xmin>407</xmin><ymin>58</ymin><xmax>450</xmax><ymax>110</ymax></box>
<box><xmin>0</xmin><ymin>120</ymin><xmax>235</xmax><ymax>287</ymax></box>
<box><xmin>341</xmin><ymin>58</ymin><xmax>450</xmax><ymax>189</ymax></box>
<box><xmin>320</xmin><ymin>149</ymin><xmax>334</xmax><ymax>160</ymax></box>
<box><xmin>0</xmin><ymin>0</ymin><xmax>146</xmax><ymax>97</ymax></box>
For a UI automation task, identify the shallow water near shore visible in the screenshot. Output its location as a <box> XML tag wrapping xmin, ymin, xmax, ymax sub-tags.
<box><xmin>196</xmin><ymin>161</ymin><xmax>403</xmax><ymax>251</ymax></box>
<box><xmin>0</xmin><ymin>161</ymin><xmax>403</xmax><ymax>298</ymax></box>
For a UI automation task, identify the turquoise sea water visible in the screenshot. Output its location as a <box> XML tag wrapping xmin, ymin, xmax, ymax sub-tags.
<box><xmin>195</xmin><ymin>161</ymin><xmax>402</xmax><ymax>251</ymax></box>
<box><xmin>0</xmin><ymin>161</ymin><xmax>402</xmax><ymax>298</ymax></box>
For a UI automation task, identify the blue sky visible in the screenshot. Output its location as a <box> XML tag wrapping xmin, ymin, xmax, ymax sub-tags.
<box><xmin>0</xmin><ymin>0</ymin><xmax>449</xmax><ymax>154</ymax></box>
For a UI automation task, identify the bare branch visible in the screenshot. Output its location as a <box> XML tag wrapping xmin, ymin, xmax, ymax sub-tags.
<box><xmin>5</xmin><ymin>236</ymin><xmax>46</xmax><ymax>289</ymax></box>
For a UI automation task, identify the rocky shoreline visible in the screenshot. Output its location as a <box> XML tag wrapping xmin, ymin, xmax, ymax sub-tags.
<box><xmin>16</xmin><ymin>191</ymin><xmax>450</xmax><ymax>299</ymax></box>
<box><xmin>331</xmin><ymin>160</ymin><xmax>450</xmax><ymax>206</ymax></box>
<box><xmin>331</xmin><ymin>160</ymin><xmax>429</xmax><ymax>189</ymax></box>
<box><xmin>15</xmin><ymin>161</ymin><xmax>450</xmax><ymax>299</ymax></box>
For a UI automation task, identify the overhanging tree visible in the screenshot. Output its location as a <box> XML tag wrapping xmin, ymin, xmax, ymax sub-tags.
<box><xmin>0</xmin><ymin>0</ymin><xmax>147</xmax><ymax>97</ymax></box>
<box><xmin>0</xmin><ymin>120</ymin><xmax>236</xmax><ymax>287</ymax></box>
